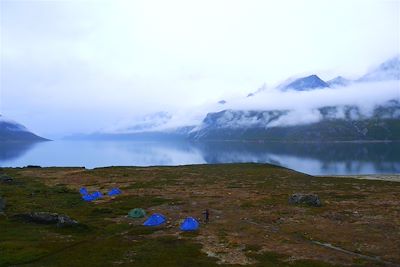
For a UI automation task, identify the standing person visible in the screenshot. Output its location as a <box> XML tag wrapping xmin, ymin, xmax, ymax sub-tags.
<box><xmin>203</xmin><ymin>209</ymin><xmax>210</xmax><ymax>223</ymax></box>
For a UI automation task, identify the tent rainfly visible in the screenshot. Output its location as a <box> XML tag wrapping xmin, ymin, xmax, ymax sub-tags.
<box><xmin>91</xmin><ymin>191</ymin><xmax>103</xmax><ymax>200</ymax></box>
<box><xmin>108</xmin><ymin>188</ymin><xmax>122</xmax><ymax>196</ymax></box>
<box><xmin>79</xmin><ymin>187</ymin><xmax>88</xmax><ymax>195</ymax></box>
<box><xmin>180</xmin><ymin>217</ymin><xmax>199</xmax><ymax>231</ymax></box>
<box><xmin>143</xmin><ymin>213</ymin><xmax>166</xmax><ymax>226</ymax></box>
<box><xmin>82</xmin><ymin>194</ymin><xmax>94</xmax><ymax>201</ymax></box>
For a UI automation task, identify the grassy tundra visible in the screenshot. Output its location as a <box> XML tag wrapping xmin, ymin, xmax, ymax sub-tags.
<box><xmin>0</xmin><ymin>164</ymin><xmax>399</xmax><ymax>267</ymax></box>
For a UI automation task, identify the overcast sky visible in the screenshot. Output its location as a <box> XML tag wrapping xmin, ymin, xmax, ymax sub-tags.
<box><xmin>0</xmin><ymin>0</ymin><xmax>399</xmax><ymax>138</ymax></box>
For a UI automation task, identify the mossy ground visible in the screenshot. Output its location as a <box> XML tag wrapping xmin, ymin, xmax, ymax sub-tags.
<box><xmin>0</xmin><ymin>164</ymin><xmax>399</xmax><ymax>266</ymax></box>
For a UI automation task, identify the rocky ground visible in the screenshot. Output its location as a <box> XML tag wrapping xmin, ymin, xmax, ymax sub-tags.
<box><xmin>0</xmin><ymin>164</ymin><xmax>399</xmax><ymax>267</ymax></box>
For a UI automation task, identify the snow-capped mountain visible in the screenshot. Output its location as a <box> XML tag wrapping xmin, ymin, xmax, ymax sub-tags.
<box><xmin>358</xmin><ymin>56</ymin><xmax>400</xmax><ymax>82</ymax></box>
<box><xmin>327</xmin><ymin>76</ymin><xmax>351</xmax><ymax>87</ymax></box>
<box><xmin>85</xmin><ymin>56</ymin><xmax>400</xmax><ymax>142</ymax></box>
<box><xmin>189</xmin><ymin>100</ymin><xmax>400</xmax><ymax>141</ymax></box>
<box><xmin>0</xmin><ymin>116</ymin><xmax>48</xmax><ymax>142</ymax></box>
<box><xmin>103</xmin><ymin>112</ymin><xmax>173</xmax><ymax>134</ymax></box>
<box><xmin>280</xmin><ymin>74</ymin><xmax>330</xmax><ymax>91</ymax></box>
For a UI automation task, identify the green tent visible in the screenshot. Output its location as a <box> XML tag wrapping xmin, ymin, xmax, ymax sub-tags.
<box><xmin>128</xmin><ymin>208</ymin><xmax>146</xmax><ymax>218</ymax></box>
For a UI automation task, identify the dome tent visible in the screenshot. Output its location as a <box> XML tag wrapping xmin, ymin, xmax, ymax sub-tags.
<box><xmin>128</xmin><ymin>208</ymin><xmax>146</xmax><ymax>218</ymax></box>
<box><xmin>79</xmin><ymin>187</ymin><xmax>88</xmax><ymax>195</ymax></box>
<box><xmin>143</xmin><ymin>213</ymin><xmax>166</xmax><ymax>226</ymax></box>
<box><xmin>180</xmin><ymin>217</ymin><xmax>199</xmax><ymax>231</ymax></box>
<box><xmin>91</xmin><ymin>191</ymin><xmax>103</xmax><ymax>200</ymax></box>
<box><xmin>108</xmin><ymin>188</ymin><xmax>122</xmax><ymax>196</ymax></box>
<box><xmin>82</xmin><ymin>194</ymin><xmax>94</xmax><ymax>201</ymax></box>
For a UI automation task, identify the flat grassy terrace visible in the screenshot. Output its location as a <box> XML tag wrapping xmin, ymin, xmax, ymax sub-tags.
<box><xmin>0</xmin><ymin>164</ymin><xmax>399</xmax><ymax>267</ymax></box>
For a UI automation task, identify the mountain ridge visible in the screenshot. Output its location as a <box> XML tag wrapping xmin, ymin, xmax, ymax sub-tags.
<box><xmin>0</xmin><ymin>116</ymin><xmax>48</xmax><ymax>142</ymax></box>
<box><xmin>188</xmin><ymin>100</ymin><xmax>400</xmax><ymax>141</ymax></box>
<box><xmin>69</xmin><ymin>56</ymin><xmax>400</xmax><ymax>142</ymax></box>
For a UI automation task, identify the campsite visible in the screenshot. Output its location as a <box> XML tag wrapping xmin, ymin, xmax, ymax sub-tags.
<box><xmin>1</xmin><ymin>1</ymin><xmax>399</xmax><ymax>266</ymax></box>
<box><xmin>1</xmin><ymin>163</ymin><xmax>399</xmax><ymax>266</ymax></box>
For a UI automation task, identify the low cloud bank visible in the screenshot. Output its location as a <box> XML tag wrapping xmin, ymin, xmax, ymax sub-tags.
<box><xmin>226</xmin><ymin>80</ymin><xmax>398</xmax><ymax>112</ymax></box>
<box><xmin>107</xmin><ymin>79</ymin><xmax>399</xmax><ymax>133</ymax></box>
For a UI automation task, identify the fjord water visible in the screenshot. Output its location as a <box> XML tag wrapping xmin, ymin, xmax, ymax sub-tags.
<box><xmin>0</xmin><ymin>140</ymin><xmax>399</xmax><ymax>175</ymax></box>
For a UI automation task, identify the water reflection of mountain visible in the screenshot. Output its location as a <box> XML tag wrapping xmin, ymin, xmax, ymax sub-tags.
<box><xmin>0</xmin><ymin>140</ymin><xmax>398</xmax><ymax>175</ymax></box>
<box><xmin>0</xmin><ymin>142</ymin><xmax>38</xmax><ymax>162</ymax></box>
<box><xmin>192</xmin><ymin>141</ymin><xmax>400</xmax><ymax>174</ymax></box>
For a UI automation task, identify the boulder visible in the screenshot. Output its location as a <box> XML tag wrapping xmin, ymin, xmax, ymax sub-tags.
<box><xmin>15</xmin><ymin>212</ymin><xmax>79</xmax><ymax>227</ymax></box>
<box><xmin>0</xmin><ymin>197</ymin><xmax>5</xmax><ymax>213</ymax></box>
<box><xmin>26</xmin><ymin>165</ymin><xmax>41</xmax><ymax>168</ymax></box>
<box><xmin>0</xmin><ymin>174</ymin><xmax>13</xmax><ymax>183</ymax></box>
<box><xmin>289</xmin><ymin>193</ymin><xmax>321</xmax><ymax>207</ymax></box>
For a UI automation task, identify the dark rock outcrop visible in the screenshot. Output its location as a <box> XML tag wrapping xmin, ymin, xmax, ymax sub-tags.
<box><xmin>0</xmin><ymin>174</ymin><xmax>13</xmax><ymax>183</ymax></box>
<box><xmin>26</xmin><ymin>165</ymin><xmax>42</xmax><ymax>169</ymax></box>
<box><xmin>15</xmin><ymin>212</ymin><xmax>79</xmax><ymax>227</ymax></box>
<box><xmin>289</xmin><ymin>193</ymin><xmax>321</xmax><ymax>207</ymax></box>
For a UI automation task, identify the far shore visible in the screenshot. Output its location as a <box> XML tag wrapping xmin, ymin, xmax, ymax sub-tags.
<box><xmin>323</xmin><ymin>174</ymin><xmax>400</xmax><ymax>182</ymax></box>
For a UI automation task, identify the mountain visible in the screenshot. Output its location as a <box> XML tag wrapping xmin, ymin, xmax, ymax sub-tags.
<box><xmin>68</xmin><ymin>126</ymin><xmax>195</xmax><ymax>141</ymax></box>
<box><xmin>0</xmin><ymin>116</ymin><xmax>48</xmax><ymax>142</ymax></box>
<box><xmin>77</xmin><ymin>56</ymin><xmax>399</xmax><ymax>142</ymax></box>
<box><xmin>189</xmin><ymin>100</ymin><xmax>400</xmax><ymax>141</ymax></box>
<box><xmin>280</xmin><ymin>74</ymin><xmax>329</xmax><ymax>91</ymax></box>
<box><xmin>105</xmin><ymin>112</ymin><xmax>172</xmax><ymax>134</ymax></box>
<box><xmin>327</xmin><ymin>76</ymin><xmax>351</xmax><ymax>87</ymax></box>
<box><xmin>358</xmin><ymin>56</ymin><xmax>400</xmax><ymax>82</ymax></box>
<box><xmin>247</xmin><ymin>83</ymin><xmax>268</xmax><ymax>97</ymax></box>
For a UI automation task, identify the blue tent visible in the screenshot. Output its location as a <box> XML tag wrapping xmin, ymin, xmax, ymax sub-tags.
<box><xmin>180</xmin><ymin>217</ymin><xmax>199</xmax><ymax>231</ymax></box>
<box><xmin>82</xmin><ymin>194</ymin><xmax>94</xmax><ymax>201</ymax></box>
<box><xmin>91</xmin><ymin>191</ymin><xmax>103</xmax><ymax>200</ymax></box>
<box><xmin>143</xmin><ymin>213</ymin><xmax>166</xmax><ymax>227</ymax></box>
<box><xmin>108</xmin><ymin>188</ymin><xmax>122</xmax><ymax>196</ymax></box>
<box><xmin>79</xmin><ymin>187</ymin><xmax>88</xmax><ymax>195</ymax></box>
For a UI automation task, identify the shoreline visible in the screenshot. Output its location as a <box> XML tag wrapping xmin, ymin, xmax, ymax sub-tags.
<box><xmin>320</xmin><ymin>174</ymin><xmax>400</xmax><ymax>182</ymax></box>
<box><xmin>2</xmin><ymin>164</ymin><xmax>399</xmax><ymax>181</ymax></box>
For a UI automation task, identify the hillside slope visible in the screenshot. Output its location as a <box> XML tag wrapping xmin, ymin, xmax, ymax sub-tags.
<box><xmin>0</xmin><ymin>116</ymin><xmax>48</xmax><ymax>142</ymax></box>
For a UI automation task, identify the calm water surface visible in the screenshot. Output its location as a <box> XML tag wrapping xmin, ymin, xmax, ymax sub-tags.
<box><xmin>0</xmin><ymin>140</ymin><xmax>399</xmax><ymax>175</ymax></box>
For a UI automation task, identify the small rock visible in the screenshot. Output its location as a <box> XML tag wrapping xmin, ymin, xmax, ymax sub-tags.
<box><xmin>15</xmin><ymin>212</ymin><xmax>79</xmax><ymax>227</ymax></box>
<box><xmin>289</xmin><ymin>193</ymin><xmax>322</xmax><ymax>207</ymax></box>
<box><xmin>0</xmin><ymin>197</ymin><xmax>5</xmax><ymax>213</ymax></box>
<box><xmin>0</xmin><ymin>174</ymin><xmax>13</xmax><ymax>183</ymax></box>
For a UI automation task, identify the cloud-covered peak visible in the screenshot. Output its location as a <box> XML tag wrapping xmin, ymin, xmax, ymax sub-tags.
<box><xmin>359</xmin><ymin>55</ymin><xmax>400</xmax><ymax>82</ymax></box>
<box><xmin>0</xmin><ymin>115</ymin><xmax>28</xmax><ymax>132</ymax></box>
<box><xmin>0</xmin><ymin>115</ymin><xmax>48</xmax><ymax>141</ymax></box>
<box><xmin>280</xmin><ymin>75</ymin><xmax>329</xmax><ymax>91</ymax></box>
<box><xmin>327</xmin><ymin>76</ymin><xmax>351</xmax><ymax>87</ymax></box>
